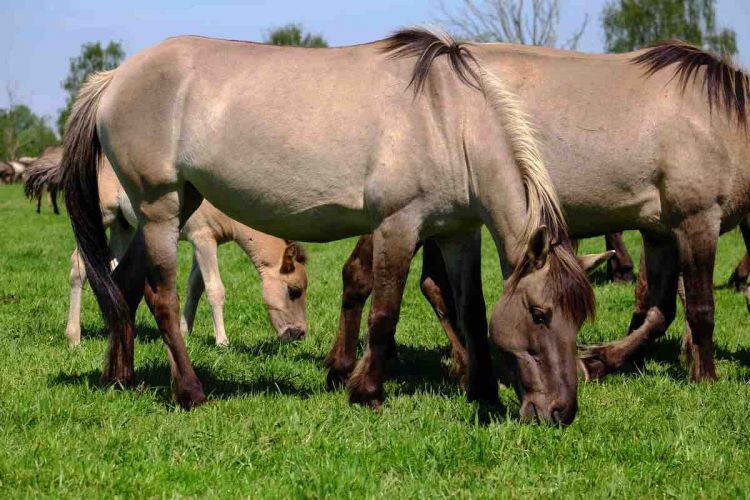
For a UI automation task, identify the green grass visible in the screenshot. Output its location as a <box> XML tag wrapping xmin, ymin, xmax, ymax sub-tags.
<box><xmin>1</xmin><ymin>184</ymin><xmax>750</xmax><ymax>498</ymax></box>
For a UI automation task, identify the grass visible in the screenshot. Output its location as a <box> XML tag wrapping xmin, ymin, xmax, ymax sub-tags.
<box><xmin>1</xmin><ymin>184</ymin><xmax>750</xmax><ymax>498</ymax></box>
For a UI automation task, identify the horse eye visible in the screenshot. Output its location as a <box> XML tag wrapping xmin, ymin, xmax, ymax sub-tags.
<box><xmin>530</xmin><ymin>307</ymin><xmax>548</xmax><ymax>326</ymax></box>
<box><xmin>288</xmin><ymin>285</ymin><xmax>303</xmax><ymax>300</ymax></box>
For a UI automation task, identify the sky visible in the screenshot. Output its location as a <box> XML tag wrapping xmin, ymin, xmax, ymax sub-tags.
<box><xmin>1</xmin><ymin>0</ymin><xmax>749</xmax><ymax>126</ymax></box>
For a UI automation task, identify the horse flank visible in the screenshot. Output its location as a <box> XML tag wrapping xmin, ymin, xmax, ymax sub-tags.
<box><xmin>383</xmin><ymin>28</ymin><xmax>594</xmax><ymax>323</ymax></box>
<box><xmin>633</xmin><ymin>39</ymin><xmax>749</xmax><ymax>130</ymax></box>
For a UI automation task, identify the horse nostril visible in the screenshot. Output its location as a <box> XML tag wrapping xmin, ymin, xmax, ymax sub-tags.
<box><xmin>551</xmin><ymin>409</ymin><xmax>563</xmax><ymax>424</ymax></box>
<box><xmin>550</xmin><ymin>403</ymin><xmax>576</xmax><ymax>426</ymax></box>
<box><xmin>278</xmin><ymin>326</ymin><xmax>306</xmax><ymax>342</ymax></box>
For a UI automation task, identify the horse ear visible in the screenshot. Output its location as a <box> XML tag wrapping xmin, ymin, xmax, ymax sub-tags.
<box><xmin>526</xmin><ymin>226</ymin><xmax>550</xmax><ymax>270</ymax></box>
<box><xmin>280</xmin><ymin>243</ymin><xmax>297</xmax><ymax>274</ymax></box>
<box><xmin>578</xmin><ymin>250</ymin><xmax>616</xmax><ymax>275</ymax></box>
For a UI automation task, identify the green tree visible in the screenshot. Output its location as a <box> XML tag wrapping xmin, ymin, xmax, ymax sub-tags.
<box><xmin>602</xmin><ymin>0</ymin><xmax>737</xmax><ymax>55</ymax></box>
<box><xmin>0</xmin><ymin>104</ymin><xmax>57</xmax><ymax>160</ymax></box>
<box><xmin>57</xmin><ymin>41</ymin><xmax>125</xmax><ymax>135</ymax></box>
<box><xmin>264</xmin><ymin>23</ymin><xmax>328</xmax><ymax>48</ymax></box>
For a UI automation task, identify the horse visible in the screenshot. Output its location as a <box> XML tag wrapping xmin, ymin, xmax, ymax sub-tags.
<box><xmin>0</xmin><ymin>161</ymin><xmax>14</xmax><ymax>184</ymax></box>
<box><xmin>338</xmin><ymin>36</ymin><xmax>750</xmax><ymax>389</ymax></box>
<box><xmin>24</xmin><ymin>146</ymin><xmax>62</xmax><ymax>214</ymax></box>
<box><xmin>27</xmin><ymin>155</ymin><xmax>308</xmax><ymax>347</ymax></box>
<box><xmin>60</xmin><ymin>29</ymin><xmax>594</xmax><ymax>424</ymax></box>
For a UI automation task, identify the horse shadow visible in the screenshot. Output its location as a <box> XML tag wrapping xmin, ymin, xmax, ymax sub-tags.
<box><xmin>77</xmin><ymin>323</ymin><xmax>162</xmax><ymax>344</ymax></box>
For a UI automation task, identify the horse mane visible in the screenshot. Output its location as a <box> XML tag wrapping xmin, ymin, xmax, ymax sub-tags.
<box><xmin>24</xmin><ymin>147</ymin><xmax>63</xmax><ymax>202</ymax></box>
<box><xmin>383</xmin><ymin>27</ymin><xmax>594</xmax><ymax>323</ymax></box>
<box><xmin>633</xmin><ymin>40</ymin><xmax>749</xmax><ymax>130</ymax></box>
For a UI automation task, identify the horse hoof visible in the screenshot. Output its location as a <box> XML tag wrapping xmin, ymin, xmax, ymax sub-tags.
<box><xmin>347</xmin><ymin>376</ymin><xmax>384</xmax><ymax>409</ymax></box>
<box><xmin>215</xmin><ymin>338</ymin><xmax>229</xmax><ymax>348</ymax></box>
<box><xmin>176</xmin><ymin>380</ymin><xmax>207</xmax><ymax>410</ymax></box>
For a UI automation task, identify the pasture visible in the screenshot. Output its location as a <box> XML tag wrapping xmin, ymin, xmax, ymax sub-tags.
<box><xmin>1</xmin><ymin>183</ymin><xmax>750</xmax><ymax>497</ymax></box>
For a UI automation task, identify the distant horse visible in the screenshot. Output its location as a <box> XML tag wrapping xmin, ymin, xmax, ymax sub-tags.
<box><xmin>24</xmin><ymin>146</ymin><xmax>62</xmax><ymax>214</ymax></box>
<box><xmin>28</xmin><ymin>156</ymin><xmax>308</xmax><ymax>347</ymax></box>
<box><xmin>60</xmin><ymin>29</ymin><xmax>594</xmax><ymax>423</ymax></box>
<box><xmin>0</xmin><ymin>161</ymin><xmax>14</xmax><ymax>184</ymax></box>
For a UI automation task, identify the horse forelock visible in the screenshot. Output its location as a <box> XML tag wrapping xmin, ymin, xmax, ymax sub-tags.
<box><xmin>633</xmin><ymin>40</ymin><xmax>749</xmax><ymax>131</ymax></box>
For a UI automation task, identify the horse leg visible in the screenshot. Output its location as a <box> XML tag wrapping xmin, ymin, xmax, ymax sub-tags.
<box><xmin>626</xmin><ymin>249</ymin><xmax>650</xmax><ymax>333</ymax></box>
<box><xmin>36</xmin><ymin>193</ymin><xmax>42</xmax><ymax>214</ymax></box>
<box><xmin>676</xmin><ymin>219</ymin><xmax>719</xmax><ymax>381</ymax></box>
<box><xmin>728</xmin><ymin>216</ymin><xmax>750</xmax><ymax>290</ymax></box>
<box><xmin>65</xmin><ymin>248</ymin><xmax>86</xmax><ymax>346</ymax></box>
<box><xmin>101</xmin><ymin>229</ymin><xmax>147</xmax><ymax>386</ymax></box>
<box><xmin>579</xmin><ymin>234</ymin><xmax>679</xmax><ymax>380</ymax></box>
<box><xmin>347</xmin><ymin>218</ymin><xmax>418</xmax><ymax>408</ymax></box>
<box><xmin>139</xmin><ymin>194</ymin><xmax>205</xmax><ymax>409</ymax></box>
<box><xmin>605</xmin><ymin>232</ymin><xmax>635</xmax><ymax>283</ymax></box>
<box><xmin>437</xmin><ymin>230</ymin><xmax>497</xmax><ymax>403</ymax></box>
<box><xmin>420</xmin><ymin>240</ymin><xmax>467</xmax><ymax>383</ymax></box>
<box><xmin>50</xmin><ymin>189</ymin><xmax>59</xmax><ymax>215</ymax></box>
<box><xmin>180</xmin><ymin>254</ymin><xmax>205</xmax><ymax>338</ymax></box>
<box><xmin>190</xmin><ymin>236</ymin><xmax>228</xmax><ymax>347</ymax></box>
<box><xmin>325</xmin><ymin>235</ymin><xmax>374</xmax><ymax>388</ymax></box>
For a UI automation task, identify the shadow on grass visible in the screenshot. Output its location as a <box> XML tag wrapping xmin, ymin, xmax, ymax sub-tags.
<box><xmin>51</xmin><ymin>361</ymin><xmax>317</xmax><ymax>406</ymax></box>
<box><xmin>78</xmin><ymin>324</ymin><xmax>161</xmax><ymax>344</ymax></box>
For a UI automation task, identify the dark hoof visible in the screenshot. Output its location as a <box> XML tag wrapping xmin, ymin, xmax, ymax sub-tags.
<box><xmin>278</xmin><ymin>326</ymin><xmax>306</xmax><ymax>343</ymax></box>
<box><xmin>466</xmin><ymin>379</ymin><xmax>500</xmax><ymax>406</ymax></box>
<box><xmin>612</xmin><ymin>272</ymin><xmax>636</xmax><ymax>284</ymax></box>
<box><xmin>176</xmin><ymin>379</ymin><xmax>207</xmax><ymax>410</ymax></box>
<box><xmin>347</xmin><ymin>376</ymin><xmax>384</xmax><ymax>410</ymax></box>
<box><xmin>326</xmin><ymin>367</ymin><xmax>351</xmax><ymax>390</ymax></box>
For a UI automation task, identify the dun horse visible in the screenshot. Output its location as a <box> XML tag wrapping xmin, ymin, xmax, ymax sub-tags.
<box><xmin>26</xmin><ymin>155</ymin><xmax>308</xmax><ymax>347</ymax></box>
<box><xmin>61</xmin><ymin>29</ymin><xmax>595</xmax><ymax>424</ymax></box>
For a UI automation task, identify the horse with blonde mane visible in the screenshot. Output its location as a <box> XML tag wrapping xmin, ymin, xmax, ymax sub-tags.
<box><xmin>59</xmin><ymin>28</ymin><xmax>594</xmax><ymax>424</ymax></box>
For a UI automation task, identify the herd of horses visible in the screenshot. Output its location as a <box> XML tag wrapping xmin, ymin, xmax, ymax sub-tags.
<box><xmin>13</xmin><ymin>27</ymin><xmax>750</xmax><ymax>426</ymax></box>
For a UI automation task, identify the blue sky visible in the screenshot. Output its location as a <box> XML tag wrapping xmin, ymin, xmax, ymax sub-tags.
<box><xmin>1</xmin><ymin>0</ymin><xmax>749</xmax><ymax>125</ymax></box>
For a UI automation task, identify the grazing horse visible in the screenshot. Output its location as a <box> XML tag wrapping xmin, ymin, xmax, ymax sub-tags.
<box><xmin>341</xmin><ymin>38</ymin><xmax>750</xmax><ymax>386</ymax></box>
<box><xmin>24</xmin><ymin>146</ymin><xmax>62</xmax><ymax>214</ymax></box>
<box><xmin>0</xmin><ymin>161</ymin><xmax>14</xmax><ymax>184</ymax></box>
<box><xmin>60</xmin><ymin>29</ymin><xmax>593</xmax><ymax>423</ymax></box>
<box><xmin>26</xmin><ymin>154</ymin><xmax>308</xmax><ymax>347</ymax></box>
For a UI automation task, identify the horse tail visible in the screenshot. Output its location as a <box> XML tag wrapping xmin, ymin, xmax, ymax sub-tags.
<box><xmin>60</xmin><ymin>70</ymin><xmax>128</xmax><ymax>331</ymax></box>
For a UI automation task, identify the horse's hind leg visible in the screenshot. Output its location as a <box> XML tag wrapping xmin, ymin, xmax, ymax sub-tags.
<box><xmin>676</xmin><ymin>218</ymin><xmax>719</xmax><ymax>381</ymax></box>
<box><xmin>102</xmin><ymin>229</ymin><xmax>147</xmax><ymax>386</ymax></box>
<box><xmin>137</xmin><ymin>192</ymin><xmax>205</xmax><ymax>408</ymax></box>
<box><xmin>326</xmin><ymin>235</ymin><xmax>374</xmax><ymax>389</ymax></box>
<box><xmin>65</xmin><ymin>248</ymin><xmax>86</xmax><ymax>346</ymax></box>
<box><xmin>420</xmin><ymin>240</ymin><xmax>467</xmax><ymax>383</ymax></box>
<box><xmin>347</xmin><ymin>217</ymin><xmax>418</xmax><ymax>408</ymax></box>
<box><xmin>579</xmin><ymin>234</ymin><xmax>679</xmax><ymax>380</ymax></box>
<box><xmin>605</xmin><ymin>232</ymin><xmax>635</xmax><ymax>283</ymax></box>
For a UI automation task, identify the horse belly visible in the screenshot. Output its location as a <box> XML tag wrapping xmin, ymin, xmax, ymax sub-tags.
<box><xmin>183</xmin><ymin>159</ymin><xmax>371</xmax><ymax>242</ymax></box>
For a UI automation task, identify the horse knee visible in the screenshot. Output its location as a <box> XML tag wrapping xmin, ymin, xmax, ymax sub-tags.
<box><xmin>368</xmin><ymin>309</ymin><xmax>398</xmax><ymax>337</ymax></box>
<box><xmin>686</xmin><ymin>304</ymin><xmax>714</xmax><ymax>336</ymax></box>
<box><xmin>205</xmin><ymin>283</ymin><xmax>225</xmax><ymax>307</ymax></box>
<box><xmin>341</xmin><ymin>262</ymin><xmax>371</xmax><ymax>309</ymax></box>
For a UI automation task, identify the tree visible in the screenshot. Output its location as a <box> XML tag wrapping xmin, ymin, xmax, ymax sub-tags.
<box><xmin>57</xmin><ymin>41</ymin><xmax>125</xmax><ymax>136</ymax></box>
<box><xmin>602</xmin><ymin>0</ymin><xmax>737</xmax><ymax>55</ymax></box>
<box><xmin>0</xmin><ymin>86</ymin><xmax>57</xmax><ymax>161</ymax></box>
<box><xmin>437</xmin><ymin>0</ymin><xmax>589</xmax><ymax>49</ymax></box>
<box><xmin>264</xmin><ymin>23</ymin><xmax>328</xmax><ymax>48</ymax></box>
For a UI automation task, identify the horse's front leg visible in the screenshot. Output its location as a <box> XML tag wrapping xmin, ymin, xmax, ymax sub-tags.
<box><xmin>437</xmin><ymin>230</ymin><xmax>498</xmax><ymax>404</ymax></box>
<box><xmin>579</xmin><ymin>233</ymin><xmax>679</xmax><ymax>380</ymax></box>
<box><xmin>347</xmin><ymin>218</ymin><xmax>418</xmax><ymax>408</ymax></box>
<box><xmin>677</xmin><ymin>217</ymin><xmax>719</xmax><ymax>381</ymax></box>
<box><xmin>325</xmin><ymin>235</ymin><xmax>374</xmax><ymax>389</ymax></box>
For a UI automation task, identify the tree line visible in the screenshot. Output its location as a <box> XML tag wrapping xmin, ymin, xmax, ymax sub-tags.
<box><xmin>0</xmin><ymin>1</ymin><xmax>739</xmax><ymax>161</ymax></box>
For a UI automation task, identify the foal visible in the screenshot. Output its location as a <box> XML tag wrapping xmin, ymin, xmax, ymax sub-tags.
<box><xmin>29</xmin><ymin>155</ymin><xmax>308</xmax><ymax>347</ymax></box>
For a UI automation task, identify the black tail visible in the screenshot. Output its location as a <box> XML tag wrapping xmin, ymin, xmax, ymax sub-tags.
<box><xmin>60</xmin><ymin>70</ymin><xmax>129</xmax><ymax>332</ymax></box>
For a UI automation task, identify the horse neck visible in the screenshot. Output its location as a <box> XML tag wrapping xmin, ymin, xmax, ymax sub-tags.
<box><xmin>464</xmin><ymin>104</ymin><xmax>529</xmax><ymax>276</ymax></box>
